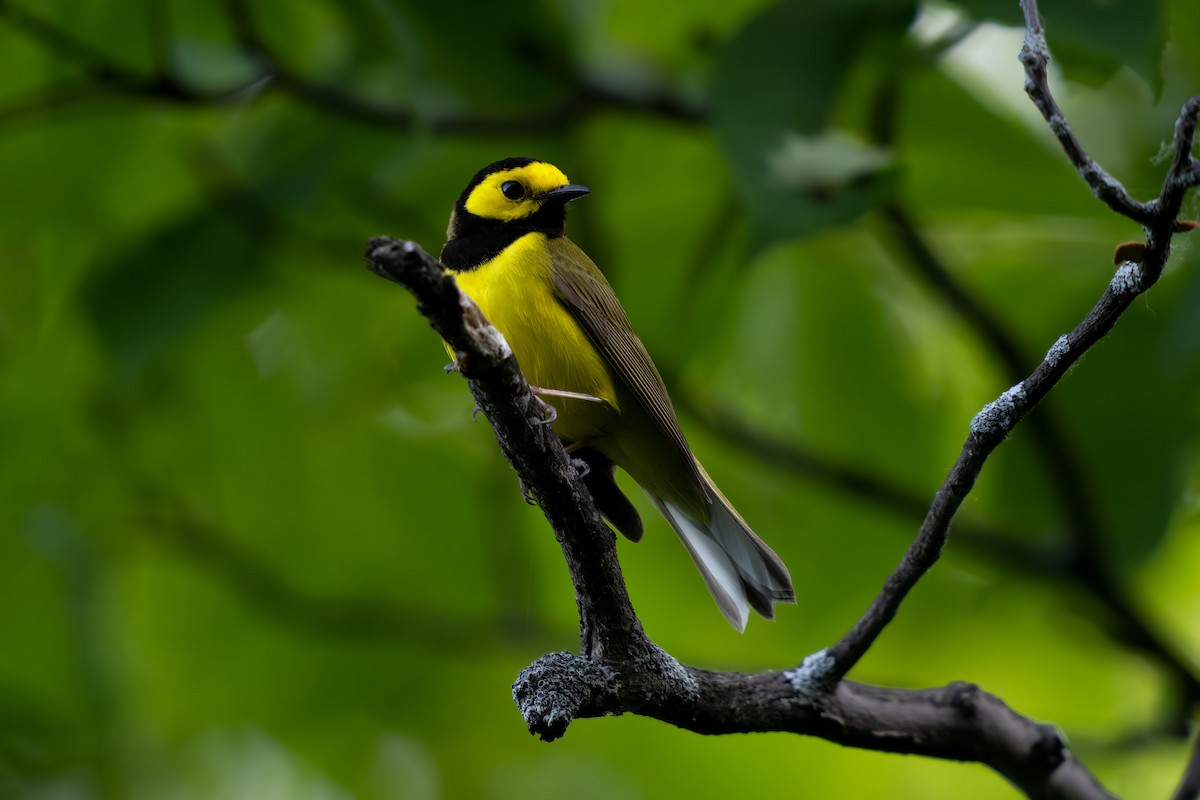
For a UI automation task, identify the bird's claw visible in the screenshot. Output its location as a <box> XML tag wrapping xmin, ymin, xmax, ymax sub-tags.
<box><xmin>534</xmin><ymin>396</ymin><xmax>558</xmax><ymax>425</ymax></box>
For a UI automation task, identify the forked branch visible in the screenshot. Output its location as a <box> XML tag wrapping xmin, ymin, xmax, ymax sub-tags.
<box><xmin>364</xmin><ymin>1</ymin><xmax>1200</xmax><ymax>796</ymax></box>
<box><xmin>364</xmin><ymin>237</ymin><xmax>1113</xmax><ymax>799</ymax></box>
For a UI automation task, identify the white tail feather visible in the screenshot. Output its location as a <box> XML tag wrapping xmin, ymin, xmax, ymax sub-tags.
<box><xmin>648</xmin><ymin>485</ymin><xmax>794</xmax><ymax>631</ymax></box>
<box><xmin>654</xmin><ymin>498</ymin><xmax>751</xmax><ymax>631</ymax></box>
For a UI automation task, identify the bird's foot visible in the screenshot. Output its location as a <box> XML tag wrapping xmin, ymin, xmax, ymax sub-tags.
<box><xmin>533</xmin><ymin>395</ymin><xmax>558</xmax><ymax>425</ymax></box>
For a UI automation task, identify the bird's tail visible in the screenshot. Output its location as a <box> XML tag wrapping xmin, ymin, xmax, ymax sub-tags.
<box><xmin>649</xmin><ymin>466</ymin><xmax>794</xmax><ymax>632</ymax></box>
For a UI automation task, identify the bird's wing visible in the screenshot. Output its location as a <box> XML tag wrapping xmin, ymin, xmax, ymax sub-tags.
<box><xmin>547</xmin><ymin>236</ymin><xmax>705</xmax><ymax>494</ymax></box>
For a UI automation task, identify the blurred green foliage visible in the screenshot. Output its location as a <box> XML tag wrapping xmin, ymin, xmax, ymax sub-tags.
<box><xmin>1</xmin><ymin>0</ymin><xmax>1198</xmax><ymax>797</ymax></box>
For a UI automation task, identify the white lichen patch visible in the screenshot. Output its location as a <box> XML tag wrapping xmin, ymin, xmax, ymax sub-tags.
<box><xmin>1110</xmin><ymin>261</ymin><xmax>1143</xmax><ymax>295</ymax></box>
<box><xmin>970</xmin><ymin>383</ymin><xmax>1027</xmax><ymax>437</ymax></box>
<box><xmin>1078</xmin><ymin>161</ymin><xmax>1114</xmax><ymax>187</ymax></box>
<box><xmin>661</xmin><ymin>652</ymin><xmax>700</xmax><ymax>699</ymax></box>
<box><xmin>635</xmin><ymin>643</ymin><xmax>699</xmax><ymax>699</ymax></box>
<box><xmin>785</xmin><ymin>649</ymin><xmax>835</xmax><ymax>696</ymax></box>
<box><xmin>1045</xmin><ymin>335</ymin><xmax>1070</xmax><ymax>367</ymax></box>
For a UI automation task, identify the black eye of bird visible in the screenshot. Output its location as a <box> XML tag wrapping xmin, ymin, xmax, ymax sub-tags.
<box><xmin>501</xmin><ymin>181</ymin><xmax>525</xmax><ymax>200</ymax></box>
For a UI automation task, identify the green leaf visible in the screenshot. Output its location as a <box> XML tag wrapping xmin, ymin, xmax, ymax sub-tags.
<box><xmin>711</xmin><ymin>0</ymin><xmax>915</xmax><ymax>248</ymax></box>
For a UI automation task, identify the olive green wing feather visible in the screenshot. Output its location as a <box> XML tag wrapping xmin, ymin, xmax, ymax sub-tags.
<box><xmin>547</xmin><ymin>237</ymin><xmax>706</xmax><ymax>496</ymax></box>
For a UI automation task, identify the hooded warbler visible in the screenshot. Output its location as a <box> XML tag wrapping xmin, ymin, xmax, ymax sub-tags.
<box><xmin>440</xmin><ymin>157</ymin><xmax>794</xmax><ymax>630</ymax></box>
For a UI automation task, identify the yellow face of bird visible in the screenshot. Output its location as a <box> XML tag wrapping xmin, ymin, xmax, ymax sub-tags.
<box><xmin>442</xmin><ymin>158</ymin><xmax>590</xmax><ymax>271</ymax></box>
<box><xmin>462</xmin><ymin>161</ymin><xmax>574</xmax><ymax>222</ymax></box>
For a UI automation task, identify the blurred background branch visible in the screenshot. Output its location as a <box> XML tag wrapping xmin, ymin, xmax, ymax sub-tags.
<box><xmin>142</xmin><ymin>495</ymin><xmax>569</xmax><ymax>652</ymax></box>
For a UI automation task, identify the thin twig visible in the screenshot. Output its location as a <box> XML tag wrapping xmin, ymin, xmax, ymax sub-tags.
<box><xmin>824</xmin><ymin>1</ymin><xmax>1200</xmax><ymax>687</ymax></box>
<box><xmin>825</xmin><ymin>265</ymin><xmax>1148</xmax><ymax>680</ymax></box>
<box><xmin>1017</xmin><ymin>0</ymin><xmax>1153</xmax><ymax>225</ymax></box>
<box><xmin>870</xmin><ymin>11</ymin><xmax>1200</xmax><ymax>711</ymax></box>
<box><xmin>878</xmin><ymin>203</ymin><xmax>1104</xmax><ymax>555</ymax></box>
<box><xmin>877</xmin><ymin>203</ymin><xmax>1200</xmax><ymax>707</ymax></box>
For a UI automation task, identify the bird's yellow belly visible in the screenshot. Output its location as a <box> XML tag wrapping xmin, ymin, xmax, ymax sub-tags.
<box><xmin>451</xmin><ymin>233</ymin><xmax>619</xmax><ymax>445</ymax></box>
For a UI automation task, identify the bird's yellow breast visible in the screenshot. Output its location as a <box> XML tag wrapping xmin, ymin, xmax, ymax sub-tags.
<box><xmin>451</xmin><ymin>232</ymin><xmax>619</xmax><ymax>443</ymax></box>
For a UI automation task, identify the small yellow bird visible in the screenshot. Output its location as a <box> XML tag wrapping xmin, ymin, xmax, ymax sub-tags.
<box><xmin>440</xmin><ymin>157</ymin><xmax>794</xmax><ymax>630</ymax></box>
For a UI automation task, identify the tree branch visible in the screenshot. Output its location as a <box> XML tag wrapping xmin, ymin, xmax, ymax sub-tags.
<box><xmin>1017</xmin><ymin>0</ymin><xmax>1154</xmax><ymax>225</ymax></box>
<box><xmin>679</xmin><ymin>378</ymin><xmax>1199</xmax><ymax>739</ymax></box>
<box><xmin>360</xmin><ymin>2</ymin><xmax>1198</xmax><ymax>796</ymax></box>
<box><xmin>876</xmin><ymin>201</ymin><xmax>1200</xmax><ymax>710</ymax></box>
<box><xmin>363</xmin><ymin>237</ymin><xmax>1114</xmax><ymax>798</ymax></box>
<box><xmin>824</xmin><ymin>264</ymin><xmax>1153</xmax><ymax>680</ymax></box>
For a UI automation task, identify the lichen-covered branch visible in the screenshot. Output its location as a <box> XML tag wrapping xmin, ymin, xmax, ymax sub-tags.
<box><xmin>364</xmin><ymin>237</ymin><xmax>1114</xmax><ymax>799</ymax></box>
<box><xmin>823</xmin><ymin>259</ymin><xmax>1147</xmax><ymax>682</ymax></box>
<box><xmin>1017</xmin><ymin>0</ymin><xmax>1153</xmax><ymax>224</ymax></box>
<box><xmin>516</xmin><ymin>655</ymin><xmax>1119</xmax><ymax>799</ymax></box>
<box><xmin>876</xmin><ymin>201</ymin><xmax>1200</xmax><ymax>717</ymax></box>
<box><xmin>361</xmin><ymin>3</ymin><xmax>1199</xmax><ymax>796</ymax></box>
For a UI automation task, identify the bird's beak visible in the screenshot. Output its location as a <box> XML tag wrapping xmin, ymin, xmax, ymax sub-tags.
<box><xmin>541</xmin><ymin>183</ymin><xmax>591</xmax><ymax>203</ymax></box>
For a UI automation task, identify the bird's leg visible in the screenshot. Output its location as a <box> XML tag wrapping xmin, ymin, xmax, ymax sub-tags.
<box><xmin>528</xmin><ymin>386</ymin><xmax>607</xmax><ymax>428</ymax></box>
<box><xmin>522</xmin><ymin>388</ymin><xmax>607</xmax><ymax>483</ymax></box>
<box><xmin>532</xmin><ymin>395</ymin><xmax>557</xmax><ymax>426</ymax></box>
<box><xmin>530</xmin><ymin>386</ymin><xmax>609</xmax><ymax>406</ymax></box>
<box><xmin>444</xmin><ymin>360</ymin><xmax>460</xmax><ymax>374</ymax></box>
